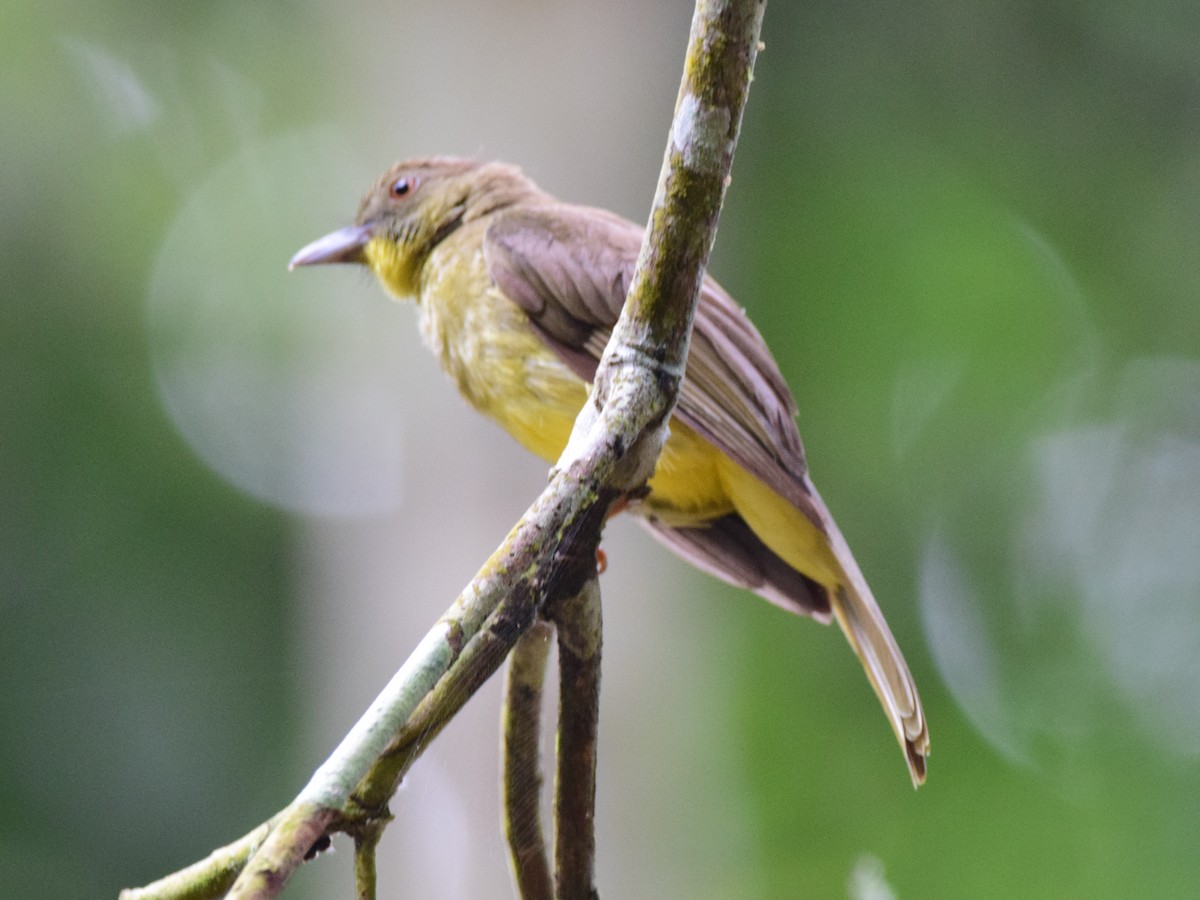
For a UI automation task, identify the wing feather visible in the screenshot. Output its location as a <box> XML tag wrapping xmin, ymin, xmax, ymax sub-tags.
<box><xmin>484</xmin><ymin>203</ymin><xmax>819</xmax><ymax>524</ymax></box>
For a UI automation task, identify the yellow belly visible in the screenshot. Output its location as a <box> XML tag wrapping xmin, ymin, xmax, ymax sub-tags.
<box><xmin>490</xmin><ymin>346</ymin><xmax>735</xmax><ymax>527</ymax></box>
<box><xmin>412</xmin><ymin>238</ymin><xmax>731</xmax><ymax>526</ymax></box>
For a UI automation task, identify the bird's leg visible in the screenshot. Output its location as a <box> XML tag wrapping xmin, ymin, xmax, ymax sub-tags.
<box><xmin>594</xmin><ymin>485</ymin><xmax>650</xmax><ymax>574</ymax></box>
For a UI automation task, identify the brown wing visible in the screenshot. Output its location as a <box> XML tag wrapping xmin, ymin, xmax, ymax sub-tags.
<box><xmin>483</xmin><ymin>203</ymin><xmax>822</xmax><ymax>527</ymax></box>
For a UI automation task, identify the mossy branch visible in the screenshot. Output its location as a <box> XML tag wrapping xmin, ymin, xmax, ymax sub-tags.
<box><xmin>546</xmin><ymin>577</ymin><xmax>604</xmax><ymax>900</ymax></box>
<box><xmin>503</xmin><ymin>621</ymin><xmax>555</xmax><ymax>900</ymax></box>
<box><xmin>119</xmin><ymin>1</ymin><xmax>765</xmax><ymax>897</ymax></box>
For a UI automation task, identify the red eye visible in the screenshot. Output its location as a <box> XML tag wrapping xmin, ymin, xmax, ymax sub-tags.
<box><xmin>390</xmin><ymin>176</ymin><xmax>417</xmax><ymax>198</ymax></box>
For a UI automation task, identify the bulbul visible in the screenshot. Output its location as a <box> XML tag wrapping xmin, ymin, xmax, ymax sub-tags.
<box><xmin>291</xmin><ymin>157</ymin><xmax>929</xmax><ymax>785</ymax></box>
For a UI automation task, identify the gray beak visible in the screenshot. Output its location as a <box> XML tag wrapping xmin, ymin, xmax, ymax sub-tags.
<box><xmin>288</xmin><ymin>223</ymin><xmax>374</xmax><ymax>270</ymax></box>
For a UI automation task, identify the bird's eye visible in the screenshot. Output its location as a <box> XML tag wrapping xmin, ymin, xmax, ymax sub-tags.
<box><xmin>390</xmin><ymin>176</ymin><xmax>417</xmax><ymax>198</ymax></box>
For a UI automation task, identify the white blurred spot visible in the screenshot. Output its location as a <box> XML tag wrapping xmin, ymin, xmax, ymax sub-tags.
<box><xmin>848</xmin><ymin>854</ymin><xmax>896</xmax><ymax>900</ymax></box>
<box><xmin>146</xmin><ymin>129</ymin><xmax>408</xmax><ymax>517</ymax></box>
<box><xmin>60</xmin><ymin>37</ymin><xmax>159</xmax><ymax>137</ymax></box>
<box><xmin>1028</xmin><ymin>361</ymin><xmax>1200</xmax><ymax>757</ymax></box>
<box><xmin>921</xmin><ymin>357</ymin><xmax>1200</xmax><ymax>767</ymax></box>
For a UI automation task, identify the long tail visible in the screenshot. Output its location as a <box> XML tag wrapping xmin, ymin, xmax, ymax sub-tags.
<box><xmin>812</xmin><ymin>480</ymin><xmax>930</xmax><ymax>787</ymax></box>
<box><xmin>641</xmin><ymin>464</ymin><xmax>930</xmax><ymax>786</ymax></box>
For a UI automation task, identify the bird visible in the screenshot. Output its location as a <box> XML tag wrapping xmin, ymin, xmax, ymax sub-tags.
<box><xmin>290</xmin><ymin>156</ymin><xmax>929</xmax><ymax>786</ymax></box>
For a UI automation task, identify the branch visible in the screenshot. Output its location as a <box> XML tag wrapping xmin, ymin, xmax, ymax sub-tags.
<box><xmin>547</xmin><ymin>578</ymin><xmax>603</xmax><ymax>900</ymax></box>
<box><xmin>563</xmin><ymin>0</ymin><xmax>767</xmax><ymax>490</ymax></box>
<box><xmin>120</xmin><ymin>0</ymin><xmax>766</xmax><ymax>896</ymax></box>
<box><xmin>119</xmin><ymin>822</ymin><xmax>271</xmax><ymax>900</ymax></box>
<box><xmin>503</xmin><ymin>621</ymin><xmax>555</xmax><ymax>900</ymax></box>
<box><xmin>352</xmin><ymin>815</ymin><xmax>386</xmax><ymax>900</ymax></box>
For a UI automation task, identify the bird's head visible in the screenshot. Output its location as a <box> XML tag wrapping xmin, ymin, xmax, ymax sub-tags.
<box><xmin>290</xmin><ymin>156</ymin><xmax>539</xmax><ymax>298</ymax></box>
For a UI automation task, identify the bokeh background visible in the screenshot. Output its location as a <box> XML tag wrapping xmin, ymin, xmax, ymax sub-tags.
<box><xmin>4</xmin><ymin>1</ymin><xmax>1200</xmax><ymax>897</ymax></box>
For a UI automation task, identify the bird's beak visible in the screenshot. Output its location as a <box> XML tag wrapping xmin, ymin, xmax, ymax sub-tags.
<box><xmin>288</xmin><ymin>223</ymin><xmax>374</xmax><ymax>270</ymax></box>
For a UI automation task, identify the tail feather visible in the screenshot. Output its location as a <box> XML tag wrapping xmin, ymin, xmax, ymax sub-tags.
<box><xmin>816</xmin><ymin>484</ymin><xmax>930</xmax><ymax>787</ymax></box>
<box><xmin>832</xmin><ymin>582</ymin><xmax>929</xmax><ymax>786</ymax></box>
<box><xmin>636</xmin><ymin>464</ymin><xmax>930</xmax><ymax>787</ymax></box>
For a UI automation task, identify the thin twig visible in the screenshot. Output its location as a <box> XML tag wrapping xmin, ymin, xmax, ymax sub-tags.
<box><xmin>118</xmin><ymin>820</ymin><xmax>272</xmax><ymax>900</ymax></box>
<box><xmin>548</xmin><ymin>578</ymin><xmax>603</xmax><ymax>900</ymax></box>
<box><xmin>352</xmin><ymin>817</ymin><xmax>387</xmax><ymax>900</ymax></box>
<box><xmin>503</xmin><ymin>621</ymin><xmax>555</xmax><ymax>900</ymax></box>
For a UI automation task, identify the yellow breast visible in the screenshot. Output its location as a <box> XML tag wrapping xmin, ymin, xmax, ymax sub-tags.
<box><xmin>413</xmin><ymin>230</ymin><xmax>734</xmax><ymax>525</ymax></box>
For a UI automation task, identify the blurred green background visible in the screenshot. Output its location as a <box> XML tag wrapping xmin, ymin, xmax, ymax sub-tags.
<box><xmin>4</xmin><ymin>1</ymin><xmax>1199</xmax><ymax>897</ymax></box>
